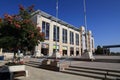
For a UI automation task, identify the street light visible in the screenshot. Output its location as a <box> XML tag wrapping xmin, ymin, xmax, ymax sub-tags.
<box><xmin>83</xmin><ymin>0</ymin><xmax>88</xmax><ymax>51</ymax></box>
<box><xmin>55</xmin><ymin>0</ymin><xmax>58</xmax><ymax>59</ymax></box>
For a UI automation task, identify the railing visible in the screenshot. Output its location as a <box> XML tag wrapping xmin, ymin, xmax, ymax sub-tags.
<box><xmin>58</xmin><ymin>57</ymin><xmax>72</xmax><ymax>71</ymax></box>
<box><xmin>37</xmin><ymin>56</ymin><xmax>48</xmax><ymax>65</ymax></box>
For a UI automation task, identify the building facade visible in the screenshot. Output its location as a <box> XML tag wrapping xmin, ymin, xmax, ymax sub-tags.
<box><xmin>32</xmin><ymin>10</ymin><xmax>95</xmax><ymax>57</ymax></box>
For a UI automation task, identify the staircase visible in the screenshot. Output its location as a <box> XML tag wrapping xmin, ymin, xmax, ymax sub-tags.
<box><xmin>61</xmin><ymin>66</ymin><xmax>120</xmax><ymax>80</ymax></box>
<box><xmin>25</xmin><ymin>59</ymin><xmax>70</xmax><ymax>71</ymax></box>
<box><xmin>25</xmin><ymin>61</ymin><xmax>41</xmax><ymax>67</ymax></box>
<box><xmin>25</xmin><ymin>58</ymin><xmax>120</xmax><ymax>80</ymax></box>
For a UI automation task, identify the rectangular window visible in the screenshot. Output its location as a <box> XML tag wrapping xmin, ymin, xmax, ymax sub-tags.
<box><xmin>42</xmin><ymin>21</ymin><xmax>50</xmax><ymax>40</ymax></box>
<box><xmin>62</xmin><ymin>29</ymin><xmax>67</xmax><ymax>43</ymax></box>
<box><xmin>42</xmin><ymin>21</ymin><xmax>45</xmax><ymax>33</ymax></box>
<box><xmin>70</xmin><ymin>31</ymin><xmax>74</xmax><ymax>44</ymax></box>
<box><xmin>53</xmin><ymin>25</ymin><xmax>59</xmax><ymax>42</ymax></box>
<box><xmin>76</xmin><ymin>33</ymin><xmax>79</xmax><ymax>45</ymax></box>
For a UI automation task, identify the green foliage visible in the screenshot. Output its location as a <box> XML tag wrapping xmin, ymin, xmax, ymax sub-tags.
<box><xmin>5</xmin><ymin>61</ymin><xmax>24</xmax><ymax>66</ymax></box>
<box><xmin>0</xmin><ymin>5</ymin><xmax>44</xmax><ymax>51</ymax></box>
<box><xmin>95</xmin><ymin>45</ymin><xmax>103</xmax><ymax>54</ymax></box>
<box><xmin>95</xmin><ymin>45</ymin><xmax>111</xmax><ymax>55</ymax></box>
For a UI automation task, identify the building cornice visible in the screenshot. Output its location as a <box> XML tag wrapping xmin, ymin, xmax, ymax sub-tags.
<box><xmin>32</xmin><ymin>10</ymin><xmax>80</xmax><ymax>32</ymax></box>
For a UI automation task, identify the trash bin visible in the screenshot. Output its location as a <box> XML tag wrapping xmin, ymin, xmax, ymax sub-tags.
<box><xmin>0</xmin><ymin>56</ymin><xmax>4</xmax><ymax>60</ymax></box>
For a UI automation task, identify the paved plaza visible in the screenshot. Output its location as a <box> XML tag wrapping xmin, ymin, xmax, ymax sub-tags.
<box><xmin>17</xmin><ymin>56</ymin><xmax>120</xmax><ymax>80</ymax></box>
<box><xmin>70</xmin><ymin>61</ymin><xmax>120</xmax><ymax>70</ymax></box>
<box><xmin>0</xmin><ymin>55</ymin><xmax>120</xmax><ymax>80</ymax></box>
<box><xmin>0</xmin><ymin>60</ymin><xmax>99</xmax><ymax>80</ymax></box>
<box><xmin>16</xmin><ymin>66</ymin><xmax>99</xmax><ymax>80</ymax></box>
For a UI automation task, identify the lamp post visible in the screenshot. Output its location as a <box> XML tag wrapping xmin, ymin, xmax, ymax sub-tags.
<box><xmin>83</xmin><ymin>0</ymin><xmax>88</xmax><ymax>52</ymax></box>
<box><xmin>82</xmin><ymin>0</ymin><xmax>95</xmax><ymax>60</ymax></box>
<box><xmin>55</xmin><ymin>0</ymin><xmax>58</xmax><ymax>59</ymax></box>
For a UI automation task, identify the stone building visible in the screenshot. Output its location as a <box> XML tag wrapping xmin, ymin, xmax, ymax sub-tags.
<box><xmin>32</xmin><ymin>10</ymin><xmax>95</xmax><ymax>57</ymax></box>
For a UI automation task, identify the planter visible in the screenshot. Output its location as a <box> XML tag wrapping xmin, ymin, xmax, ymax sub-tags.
<box><xmin>8</xmin><ymin>65</ymin><xmax>25</xmax><ymax>72</ymax></box>
<box><xmin>41</xmin><ymin>60</ymin><xmax>51</xmax><ymax>65</ymax></box>
<box><xmin>0</xmin><ymin>65</ymin><xmax>27</xmax><ymax>80</ymax></box>
<box><xmin>0</xmin><ymin>55</ymin><xmax>4</xmax><ymax>60</ymax></box>
<box><xmin>50</xmin><ymin>60</ymin><xmax>59</xmax><ymax>67</ymax></box>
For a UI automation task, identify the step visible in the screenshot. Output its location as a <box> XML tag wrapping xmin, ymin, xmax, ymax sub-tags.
<box><xmin>26</xmin><ymin>61</ymin><xmax>41</xmax><ymax>64</ymax></box>
<box><xmin>70</xmin><ymin>66</ymin><xmax>120</xmax><ymax>73</ymax></box>
<box><xmin>66</xmin><ymin>67</ymin><xmax>106</xmax><ymax>75</ymax></box>
<box><xmin>94</xmin><ymin>59</ymin><xmax>120</xmax><ymax>63</ymax></box>
<box><xmin>61</xmin><ymin>69</ymin><xmax>106</xmax><ymax>79</ymax></box>
<box><xmin>62</xmin><ymin>69</ymin><xmax>120</xmax><ymax>80</ymax></box>
<box><xmin>69</xmin><ymin>66</ymin><xmax>120</xmax><ymax>77</ymax></box>
<box><xmin>106</xmin><ymin>72</ymin><xmax>120</xmax><ymax>79</ymax></box>
<box><xmin>25</xmin><ymin>61</ymin><xmax>40</xmax><ymax>67</ymax></box>
<box><xmin>65</xmin><ymin>67</ymin><xmax>120</xmax><ymax>79</ymax></box>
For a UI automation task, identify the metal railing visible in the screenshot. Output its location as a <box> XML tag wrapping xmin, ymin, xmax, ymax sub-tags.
<box><xmin>58</xmin><ymin>57</ymin><xmax>72</xmax><ymax>71</ymax></box>
<box><xmin>37</xmin><ymin>56</ymin><xmax>48</xmax><ymax>65</ymax></box>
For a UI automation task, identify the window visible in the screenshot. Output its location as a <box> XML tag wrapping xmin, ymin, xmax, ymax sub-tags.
<box><xmin>62</xmin><ymin>29</ymin><xmax>67</xmax><ymax>43</ymax></box>
<box><xmin>53</xmin><ymin>25</ymin><xmax>59</xmax><ymax>42</ymax></box>
<box><xmin>76</xmin><ymin>33</ymin><xmax>79</xmax><ymax>45</ymax></box>
<box><xmin>42</xmin><ymin>21</ymin><xmax>50</xmax><ymax>40</ymax></box>
<box><xmin>70</xmin><ymin>31</ymin><xmax>74</xmax><ymax>44</ymax></box>
<box><xmin>70</xmin><ymin>47</ymin><xmax>74</xmax><ymax>56</ymax></box>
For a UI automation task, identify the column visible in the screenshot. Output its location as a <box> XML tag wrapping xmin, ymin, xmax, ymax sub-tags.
<box><xmin>67</xmin><ymin>28</ymin><xmax>70</xmax><ymax>56</ymax></box>
<box><xmin>49</xmin><ymin>43</ymin><xmax>53</xmax><ymax>56</ymax></box>
<box><xmin>0</xmin><ymin>48</ymin><xmax>2</xmax><ymax>55</ymax></box>
<box><xmin>59</xmin><ymin>24</ymin><xmax>62</xmax><ymax>56</ymax></box>
<box><xmin>92</xmin><ymin>37</ymin><xmax>95</xmax><ymax>53</ymax></box>
<box><xmin>38</xmin><ymin>44</ymin><xmax>41</xmax><ymax>55</ymax></box>
<box><xmin>37</xmin><ymin>14</ymin><xmax>42</xmax><ymax>56</ymax></box>
<box><xmin>79</xmin><ymin>33</ymin><xmax>81</xmax><ymax>56</ymax></box>
<box><xmin>74</xmin><ymin>32</ymin><xmax>76</xmax><ymax>56</ymax></box>
<box><xmin>49</xmin><ymin>21</ymin><xmax>53</xmax><ymax>56</ymax></box>
<box><xmin>74</xmin><ymin>47</ymin><xmax>76</xmax><ymax>56</ymax></box>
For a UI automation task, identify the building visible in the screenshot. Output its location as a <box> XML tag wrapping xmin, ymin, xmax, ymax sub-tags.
<box><xmin>32</xmin><ymin>10</ymin><xmax>95</xmax><ymax>57</ymax></box>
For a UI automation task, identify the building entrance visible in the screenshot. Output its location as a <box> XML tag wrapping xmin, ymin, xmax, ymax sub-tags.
<box><xmin>41</xmin><ymin>43</ymin><xmax>49</xmax><ymax>56</ymax></box>
<box><xmin>70</xmin><ymin>47</ymin><xmax>74</xmax><ymax>56</ymax></box>
<box><xmin>63</xmin><ymin>50</ymin><xmax>67</xmax><ymax>56</ymax></box>
<box><xmin>62</xmin><ymin>46</ymin><xmax>67</xmax><ymax>56</ymax></box>
<box><xmin>53</xmin><ymin>45</ymin><xmax>59</xmax><ymax>54</ymax></box>
<box><xmin>76</xmin><ymin>48</ymin><xmax>79</xmax><ymax>56</ymax></box>
<box><xmin>41</xmin><ymin>48</ymin><xmax>48</xmax><ymax>55</ymax></box>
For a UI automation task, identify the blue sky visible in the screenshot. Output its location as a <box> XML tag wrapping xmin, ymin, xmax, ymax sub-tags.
<box><xmin>0</xmin><ymin>0</ymin><xmax>120</xmax><ymax>52</ymax></box>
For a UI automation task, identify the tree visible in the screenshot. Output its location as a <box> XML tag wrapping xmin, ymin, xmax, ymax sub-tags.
<box><xmin>0</xmin><ymin>5</ymin><xmax>44</xmax><ymax>56</ymax></box>
<box><xmin>95</xmin><ymin>45</ymin><xmax>103</xmax><ymax>55</ymax></box>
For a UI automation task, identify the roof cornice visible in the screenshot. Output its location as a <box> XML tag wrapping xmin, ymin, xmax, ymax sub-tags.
<box><xmin>32</xmin><ymin>10</ymin><xmax>80</xmax><ymax>32</ymax></box>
